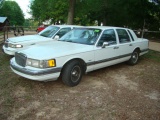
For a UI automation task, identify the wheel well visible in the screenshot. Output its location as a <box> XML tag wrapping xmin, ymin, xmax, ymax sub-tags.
<box><xmin>61</xmin><ymin>58</ymin><xmax>87</xmax><ymax>75</ymax></box>
<box><xmin>134</xmin><ymin>47</ymin><xmax>141</xmax><ymax>53</ymax></box>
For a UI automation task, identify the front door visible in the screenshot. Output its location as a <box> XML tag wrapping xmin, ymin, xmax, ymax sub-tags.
<box><xmin>94</xmin><ymin>29</ymin><xmax>120</xmax><ymax>70</ymax></box>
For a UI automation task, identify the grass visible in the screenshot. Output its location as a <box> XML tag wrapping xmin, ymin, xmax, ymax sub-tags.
<box><xmin>0</xmin><ymin>50</ymin><xmax>35</xmax><ymax>119</ymax></box>
<box><xmin>141</xmin><ymin>50</ymin><xmax>160</xmax><ymax>62</ymax></box>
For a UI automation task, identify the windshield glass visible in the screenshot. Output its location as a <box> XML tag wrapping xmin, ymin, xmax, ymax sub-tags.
<box><xmin>59</xmin><ymin>28</ymin><xmax>102</xmax><ymax>45</ymax></box>
<box><xmin>38</xmin><ymin>26</ymin><xmax>60</xmax><ymax>38</ymax></box>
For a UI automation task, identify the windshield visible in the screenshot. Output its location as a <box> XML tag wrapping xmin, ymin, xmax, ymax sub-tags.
<box><xmin>38</xmin><ymin>26</ymin><xmax>60</xmax><ymax>38</ymax></box>
<box><xmin>59</xmin><ymin>28</ymin><xmax>102</xmax><ymax>45</ymax></box>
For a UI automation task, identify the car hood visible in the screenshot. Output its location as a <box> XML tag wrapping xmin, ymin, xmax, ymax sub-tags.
<box><xmin>7</xmin><ymin>35</ymin><xmax>52</xmax><ymax>43</ymax></box>
<box><xmin>19</xmin><ymin>41</ymin><xmax>94</xmax><ymax>60</ymax></box>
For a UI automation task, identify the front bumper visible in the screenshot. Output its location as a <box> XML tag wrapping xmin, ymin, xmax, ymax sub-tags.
<box><xmin>10</xmin><ymin>58</ymin><xmax>61</xmax><ymax>81</ymax></box>
<box><xmin>2</xmin><ymin>45</ymin><xmax>16</xmax><ymax>55</ymax></box>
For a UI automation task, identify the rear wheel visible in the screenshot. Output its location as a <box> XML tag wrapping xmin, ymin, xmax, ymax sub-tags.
<box><xmin>128</xmin><ymin>50</ymin><xmax>139</xmax><ymax>65</ymax></box>
<box><xmin>62</xmin><ymin>61</ymin><xmax>83</xmax><ymax>87</ymax></box>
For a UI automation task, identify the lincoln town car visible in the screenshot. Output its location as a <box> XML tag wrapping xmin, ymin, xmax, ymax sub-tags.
<box><xmin>10</xmin><ymin>26</ymin><xmax>149</xmax><ymax>86</ymax></box>
<box><xmin>3</xmin><ymin>25</ymin><xmax>80</xmax><ymax>55</ymax></box>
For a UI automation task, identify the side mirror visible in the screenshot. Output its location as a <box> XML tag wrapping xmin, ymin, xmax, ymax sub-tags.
<box><xmin>54</xmin><ymin>35</ymin><xmax>60</xmax><ymax>40</ymax></box>
<box><xmin>102</xmin><ymin>42</ymin><xmax>109</xmax><ymax>48</ymax></box>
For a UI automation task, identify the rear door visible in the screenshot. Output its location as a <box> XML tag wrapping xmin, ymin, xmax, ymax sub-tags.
<box><xmin>115</xmin><ymin>29</ymin><xmax>134</xmax><ymax>60</ymax></box>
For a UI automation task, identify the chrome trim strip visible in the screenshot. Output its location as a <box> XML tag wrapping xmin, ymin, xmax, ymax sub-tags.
<box><xmin>87</xmin><ymin>53</ymin><xmax>132</xmax><ymax>66</ymax></box>
<box><xmin>87</xmin><ymin>48</ymin><xmax>149</xmax><ymax>66</ymax></box>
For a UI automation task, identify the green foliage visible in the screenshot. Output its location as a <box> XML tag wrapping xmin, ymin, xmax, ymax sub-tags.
<box><xmin>30</xmin><ymin>0</ymin><xmax>68</xmax><ymax>24</ymax></box>
<box><xmin>30</xmin><ymin>0</ymin><xmax>160</xmax><ymax>30</ymax></box>
<box><xmin>142</xmin><ymin>50</ymin><xmax>160</xmax><ymax>62</ymax></box>
<box><xmin>0</xmin><ymin>1</ymin><xmax>25</xmax><ymax>26</ymax></box>
<box><xmin>75</xmin><ymin>0</ymin><xmax>160</xmax><ymax>29</ymax></box>
<box><xmin>23</xmin><ymin>19</ymin><xmax>38</xmax><ymax>27</ymax></box>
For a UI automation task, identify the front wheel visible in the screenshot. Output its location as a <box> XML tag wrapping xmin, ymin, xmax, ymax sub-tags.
<box><xmin>62</xmin><ymin>61</ymin><xmax>83</xmax><ymax>87</ymax></box>
<box><xmin>128</xmin><ymin>50</ymin><xmax>139</xmax><ymax>65</ymax></box>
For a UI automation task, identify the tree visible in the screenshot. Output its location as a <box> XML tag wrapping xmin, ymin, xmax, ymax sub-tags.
<box><xmin>0</xmin><ymin>1</ymin><xmax>25</xmax><ymax>26</ymax></box>
<box><xmin>30</xmin><ymin>0</ymin><xmax>160</xmax><ymax>30</ymax></box>
<box><xmin>0</xmin><ymin>0</ymin><xmax>5</xmax><ymax>9</ymax></box>
<box><xmin>67</xmin><ymin>0</ymin><xmax>76</xmax><ymax>24</ymax></box>
<box><xmin>30</xmin><ymin>0</ymin><xmax>68</xmax><ymax>25</ymax></box>
<box><xmin>77</xmin><ymin>0</ymin><xmax>160</xmax><ymax>29</ymax></box>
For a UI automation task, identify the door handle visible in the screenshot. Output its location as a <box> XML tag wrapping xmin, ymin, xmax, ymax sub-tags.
<box><xmin>114</xmin><ymin>46</ymin><xmax>119</xmax><ymax>49</ymax></box>
<box><xmin>129</xmin><ymin>44</ymin><xmax>133</xmax><ymax>46</ymax></box>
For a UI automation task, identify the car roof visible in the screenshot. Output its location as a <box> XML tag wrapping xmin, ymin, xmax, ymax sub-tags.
<box><xmin>49</xmin><ymin>25</ymin><xmax>131</xmax><ymax>30</ymax></box>
<box><xmin>81</xmin><ymin>26</ymin><xmax>130</xmax><ymax>30</ymax></box>
<box><xmin>50</xmin><ymin>25</ymin><xmax>82</xmax><ymax>28</ymax></box>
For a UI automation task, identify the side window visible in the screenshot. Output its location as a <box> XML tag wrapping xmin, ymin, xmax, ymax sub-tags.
<box><xmin>127</xmin><ymin>30</ymin><xmax>134</xmax><ymax>41</ymax></box>
<box><xmin>56</xmin><ymin>27</ymin><xmax>71</xmax><ymax>38</ymax></box>
<box><xmin>116</xmin><ymin>29</ymin><xmax>131</xmax><ymax>43</ymax></box>
<box><xmin>97</xmin><ymin>29</ymin><xmax>116</xmax><ymax>46</ymax></box>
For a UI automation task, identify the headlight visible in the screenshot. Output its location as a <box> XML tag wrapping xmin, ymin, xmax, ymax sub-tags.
<box><xmin>9</xmin><ymin>43</ymin><xmax>23</xmax><ymax>48</ymax></box>
<box><xmin>15</xmin><ymin>44</ymin><xmax>23</xmax><ymax>48</ymax></box>
<box><xmin>26</xmin><ymin>58</ymin><xmax>56</xmax><ymax>68</ymax></box>
<box><xmin>26</xmin><ymin>58</ymin><xmax>40</xmax><ymax>68</ymax></box>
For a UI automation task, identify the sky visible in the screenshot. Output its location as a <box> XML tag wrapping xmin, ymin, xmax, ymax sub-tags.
<box><xmin>12</xmin><ymin>0</ymin><xmax>31</xmax><ymax>19</ymax></box>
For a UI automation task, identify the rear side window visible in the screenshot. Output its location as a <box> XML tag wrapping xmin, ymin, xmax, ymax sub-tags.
<box><xmin>56</xmin><ymin>27</ymin><xmax>71</xmax><ymax>38</ymax></box>
<box><xmin>127</xmin><ymin>30</ymin><xmax>134</xmax><ymax>41</ymax></box>
<box><xmin>116</xmin><ymin>29</ymin><xmax>131</xmax><ymax>43</ymax></box>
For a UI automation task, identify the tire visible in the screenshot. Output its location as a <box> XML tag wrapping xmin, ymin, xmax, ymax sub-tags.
<box><xmin>62</xmin><ymin>61</ymin><xmax>83</xmax><ymax>87</ymax></box>
<box><xmin>128</xmin><ymin>50</ymin><xmax>139</xmax><ymax>65</ymax></box>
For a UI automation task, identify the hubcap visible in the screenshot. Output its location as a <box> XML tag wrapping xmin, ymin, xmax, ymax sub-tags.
<box><xmin>132</xmin><ymin>52</ymin><xmax>138</xmax><ymax>63</ymax></box>
<box><xmin>71</xmin><ymin>65</ymin><xmax>81</xmax><ymax>82</ymax></box>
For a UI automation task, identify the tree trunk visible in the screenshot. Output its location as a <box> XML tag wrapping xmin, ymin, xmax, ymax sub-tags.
<box><xmin>67</xmin><ymin>0</ymin><xmax>76</xmax><ymax>25</ymax></box>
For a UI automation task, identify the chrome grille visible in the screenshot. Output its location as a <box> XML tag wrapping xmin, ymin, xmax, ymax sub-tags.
<box><xmin>4</xmin><ymin>39</ymin><xmax>9</xmax><ymax>48</ymax></box>
<box><xmin>15</xmin><ymin>53</ymin><xmax>27</xmax><ymax>67</ymax></box>
<box><xmin>4</xmin><ymin>42</ymin><xmax>8</xmax><ymax>48</ymax></box>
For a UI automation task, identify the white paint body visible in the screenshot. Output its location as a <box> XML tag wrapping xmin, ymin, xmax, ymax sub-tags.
<box><xmin>10</xmin><ymin>26</ymin><xmax>149</xmax><ymax>81</ymax></box>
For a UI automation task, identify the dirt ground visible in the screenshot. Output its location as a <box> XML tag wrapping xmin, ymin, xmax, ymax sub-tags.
<box><xmin>149</xmin><ymin>41</ymin><xmax>160</xmax><ymax>52</ymax></box>
<box><xmin>0</xmin><ymin>33</ymin><xmax>160</xmax><ymax>120</ymax></box>
<box><xmin>0</xmin><ymin>51</ymin><xmax>160</xmax><ymax>120</ymax></box>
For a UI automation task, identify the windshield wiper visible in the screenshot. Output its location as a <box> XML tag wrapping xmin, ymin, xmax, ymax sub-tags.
<box><xmin>58</xmin><ymin>40</ymin><xmax>78</xmax><ymax>43</ymax></box>
<box><xmin>65</xmin><ymin>40</ymin><xmax>73</xmax><ymax>42</ymax></box>
<box><xmin>58</xmin><ymin>40</ymin><xmax>73</xmax><ymax>42</ymax></box>
<box><xmin>39</xmin><ymin>34</ymin><xmax>48</xmax><ymax>37</ymax></box>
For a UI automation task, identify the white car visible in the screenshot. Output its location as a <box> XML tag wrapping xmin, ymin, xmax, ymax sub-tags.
<box><xmin>10</xmin><ymin>26</ymin><xmax>149</xmax><ymax>86</ymax></box>
<box><xmin>3</xmin><ymin>25</ymin><xmax>80</xmax><ymax>55</ymax></box>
